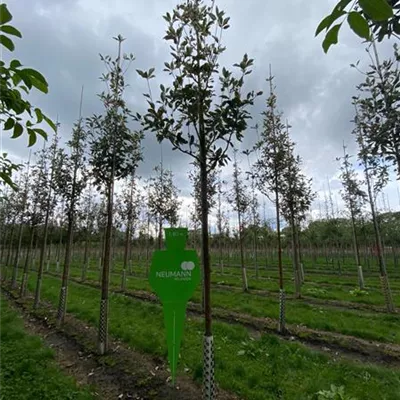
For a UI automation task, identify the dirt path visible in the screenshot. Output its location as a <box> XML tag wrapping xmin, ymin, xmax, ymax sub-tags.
<box><xmin>44</xmin><ymin>272</ymin><xmax>400</xmax><ymax>368</ymax></box>
<box><xmin>1</xmin><ymin>286</ymin><xmax>238</xmax><ymax>400</ymax></box>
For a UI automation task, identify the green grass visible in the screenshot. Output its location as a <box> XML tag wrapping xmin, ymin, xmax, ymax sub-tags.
<box><xmin>0</xmin><ymin>294</ymin><xmax>93</xmax><ymax>400</ymax></box>
<box><xmin>62</xmin><ymin>266</ymin><xmax>400</xmax><ymax>345</ymax></box>
<box><xmin>69</xmin><ymin>261</ymin><xmax>400</xmax><ymax>307</ymax></box>
<box><xmin>22</xmin><ymin>274</ymin><xmax>400</xmax><ymax>400</ymax></box>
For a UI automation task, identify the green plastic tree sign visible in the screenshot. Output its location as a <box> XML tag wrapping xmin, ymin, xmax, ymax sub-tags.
<box><xmin>149</xmin><ymin>227</ymin><xmax>200</xmax><ymax>384</ymax></box>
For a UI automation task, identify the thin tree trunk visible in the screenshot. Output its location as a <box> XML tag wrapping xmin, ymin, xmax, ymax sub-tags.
<box><xmin>4</xmin><ymin>222</ymin><xmax>16</xmax><ymax>282</ymax></box>
<box><xmin>20</xmin><ymin>226</ymin><xmax>35</xmax><ymax>297</ymax></box>
<box><xmin>33</xmin><ymin>198</ymin><xmax>52</xmax><ymax>309</ymax></box>
<box><xmin>57</xmin><ymin>205</ymin><xmax>74</xmax><ymax>324</ymax></box>
<box><xmin>359</xmin><ymin>130</ymin><xmax>394</xmax><ymax>312</ymax></box>
<box><xmin>57</xmin><ymin>156</ymin><xmax>79</xmax><ymax>324</ymax></box>
<box><xmin>158</xmin><ymin>216</ymin><xmax>162</xmax><ymax>250</ymax></box>
<box><xmin>290</xmin><ymin>213</ymin><xmax>301</xmax><ymax>299</ymax></box>
<box><xmin>275</xmin><ymin>187</ymin><xmax>285</xmax><ymax>333</ymax></box>
<box><xmin>0</xmin><ymin>216</ymin><xmax>9</xmax><ymax>265</ymax></box>
<box><xmin>123</xmin><ymin>219</ymin><xmax>131</xmax><ymax>291</ymax></box>
<box><xmin>11</xmin><ymin>221</ymin><xmax>24</xmax><ymax>288</ymax></box>
<box><xmin>253</xmin><ymin>229</ymin><xmax>258</xmax><ymax>279</ymax></box>
<box><xmin>82</xmin><ymin>238</ymin><xmax>89</xmax><ymax>281</ymax></box>
<box><xmin>98</xmin><ymin>180</ymin><xmax>114</xmax><ymax>354</ymax></box>
<box><xmin>237</xmin><ymin>211</ymin><xmax>248</xmax><ymax>292</ymax></box>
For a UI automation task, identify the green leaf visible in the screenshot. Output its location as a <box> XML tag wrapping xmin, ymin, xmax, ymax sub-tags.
<box><xmin>28</xmin><ymin>130</ymin><xmax>37</xmax><ymax>147</ymax></box>
<box><xmin>43</xmin><ymin>115</ymin><xmax>56</xmax><ymax>132</ymax></box>
<box><xmin>0</xmin><ymin>171</ymin><xmax>16</xmax><ymax>189</ymax></box>
<box><xmin>4</xmin><ymin>117</ymin><xmax>14</xmax><ymax>130</ymax></box>
<box><xmin>33</xmin><ymin>128</ymin><xmax>47</xmax><ymax>140</ymax></box>
<box><xmin>30</xmin><ymin>76</ymin><xmax>48</xmax><ymax>93</ymax></box>
<box><xmin>34</xmin><ymin>108</ymin><xmax>43</xmax><ymax>123</ymax></box>
<box><xmin>10</xmin><ymin>59</ymin><xmax>22</xmax><ymax>69</ymax></box>
<box><xmin>316</xmin><ymin>0</ymin><xmax>350</xmax><ymax>36</ymax></box>
<box><xmin>11</xmin><ymin>72</ymin><xmax>21</xmax><ymax>86</ymax></box>
<box><xmin>11</xmin><ymin>122</ymin><xmax>23</xmax><ymax>139</ymax></box>
<box><xmin>359</xmin><ymin>0</ymin><xmax>393</xmax><ymax>21</ymax></box>
<box><xmin>322</xmin><ymin>24</ymin><xmax>341</xmax><ymax>53</ymax></box>
<box><xmin>0</xmin><ymin>25</ymin><xmax>21</xmax><ymax>37</ymax></box>
<box><xmin>0</xmin><ymin>34</ymin><xmax>14</xmax><ymax>51</ymax></box>
<box><xmin>21</xmin><ymin>68</ymin><xmax>48</xmax><ymax>93</ymax></box>
<box><xmin>0</xmin><ymin>4</ymin><xmax>12</xmax><ymax>25</ymax></box>
<box><xmin>17</xmin><ymin>70</ymin><xmax>32</xmax><ymax>89</ymax></box>
<box><xmin>316</xmin><ymin>15</ymin><xmax>335</xmax><ymax>36</ymax></box>
<box><xmin>347</xmin><ymin>12</ymin><xmax>371</xmax><ymax>39</ymax></box>
<box><xmin>333</xmin><ymin>0</ymin><xmax>352</xmax><ymax>12</ymax></box>
<box><xmin>136</xmin><ymin>69</ymin><xmax>147</xmax><ymax>78</ymax></box>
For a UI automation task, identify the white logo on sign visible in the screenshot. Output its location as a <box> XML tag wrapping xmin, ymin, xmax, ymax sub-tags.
<box><xmin>181</xmin><ymin>261</ymin><xmax>195</xmax><ymax>271</ymax></box>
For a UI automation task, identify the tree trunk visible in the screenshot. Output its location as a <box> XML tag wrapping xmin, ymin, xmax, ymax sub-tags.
<box><xmin>350</xmin><ymin>208</ymin><xmax>364</xmax><ymax>289</ymax></box>
<box><xmin>20</xmin><ymin>226</ymin><xmax>35</xmax><ymax>297</ymax></box>
<box><xmin>33</xmin><ymin>199</ymin><xmax>51</xmax><ymax>309</ymax></box>
<box><xmin>361</xmin><ymin>136</ymin><xmax>394</xmax><ymax>312</ymax></box>
<box><xmin>82</xmin><ymin>235</ymin><xmax>90</xmax><ymax>281</ymax></box>
<box><xmin>158</xmin><ymin>216</ymin><xmax>162</xmax><ymax>250</ymax></box>
<box><xmin>0</xmin><ymin>219</ymin><xmax>9</xmax><ymax>265</ymax></box>
<box><xmin>275</xmin><ymin>187</ymin><xmax>285</xmax><ymax>333</ymax></box>
<box><xmin>4</xmin><ymin>222</ymin><xmax>16</xmax><ymax>281</ymax></box>
<box><xmin>237</xmin><ymin>211</ymin><xmax>248</xmax><ymax>292</ymax></box>
<box><xmin>56</xmin><ymin>216</ymin><xmax>63</xmax><ymax>273</ymax></box>
<box><xmin>98</xmin><ymin>180</ymin><xmax>114</xmax><ymax>354</ymax></box>
<box><xmin>146</xmin><ymin>213</ymin><xmax>150</xmax><ymax>277</ymax></box>
<box><xmin>11</xmin><ymin>217</ymin><xmax>24</xmax><ymax>289</ymax></box>
<box><xmin>57</xmin><ymin>169</ymin><xmax>78</xmax><ymax>325</ymax></box>
<box><xmin>290</xmin><ymin>213</ymin><xmax>301</xmax><ymax>299</ymax></box>
<box><xmin>295</xmin><ymin>224</ymin><xmax>304</xmax><ymax>284</ymax></box>
<box><xmin>57</xmin><ymin>208</ymin><xmax>74</xmax><ymax>324</ymax></box>
<box><xmin>253</xmin><ymin>229</ymin><xmax>258</xmax><ymax>279</ymax></box>
<box><xmin>123</xmin><ymin>214</ymin><xmax>131</xmax><ymax>283</ymax></box>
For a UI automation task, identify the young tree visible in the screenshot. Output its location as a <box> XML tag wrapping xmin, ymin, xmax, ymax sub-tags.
<box><xmin>138</xmin><ymin>1</ymin><xmax>260</xmax><ymax>396</ymax></box>
<box><xmin>56</xmin><ymin>90</ymin><xmax>88</xmax><ymax>324</ymax></box>
<box><xmin>244</xmin><ymin>148</ymin><xmax>261</xmax><ymax>279</ymax></box>
<box><xmin>11</xmin><ymin>155</ymin><xmax>31</xmax><ymax>288</ymax></box>
<box><xmin>254</xmin><ymin>70</ymin><xmax>289</xmax><ymax>332</ymax></box>
<box><xmin>87</xmin><ymin>35</ymin><xmax>143</xmax><ymax>354</ymax></box>
<box><xmin>215</xmin><ymin>174</ymin><xmax>228</xmax><ymax>272</ymax></box>
<box><xmin>116</xmin><ymin>173</ymin><xmax>143</xmax><ymax>280</ymax></box>
<box><xmin>146</xmin><ymin>164</ymin><xmax>181</xmax><ymax>249</ymax></box>
<box><xmin>78</xmin><ymin>179</ymin><xmax>96</xmax><ymax>280</ymax></box>
<box><xmin>355</xmin><ymin>43</ymin><xmax>400</xmax><ymax>178</ymax></box>
<box><xmin>0</xmin><ymin>183</ymin><xmax>19</xmax><ymax>280</ymax></box>
<box><xmin>337</xmin><ymin>143</ymin><xmax>367</xmax><ymax>289</ymax></box>
<box><xmin>354</xmin><ymin>102</ymin><xmax>395</xmax><ymax>312</ymax></box>
<box><xmin>280</xmin><ymin>128</ymin><xmax>315</xmax><ymax>299</ymax></box>
<box><xmin>0</xmin><ymin>188</ymin><xmax>12</xmax><ymax>270</ymax></box>
<box><xmin>33</xmin><ymin>130</ymin><xmax>61</xmax><ymax>308</ymax></box>
<box><xmin>228</xmin><ymin>149</ymin><xmax>250</xmax><ymax>291</ymax></box>
<box><xmin>20</xmin><ymin>148</ymin><xmax>49</xmax><ymax>297</ymax></box>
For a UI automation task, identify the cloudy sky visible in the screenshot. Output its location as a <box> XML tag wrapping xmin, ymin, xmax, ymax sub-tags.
<box><xmin>2</xmin><ymin>0</ymin><xmax>400</xmax><ymax>229</ymax></box>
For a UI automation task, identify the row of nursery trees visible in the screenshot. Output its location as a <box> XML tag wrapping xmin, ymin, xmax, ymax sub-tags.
<box><xmin>1</xmin><ymin>1</ymin><xmax>400</xmax><ymax>398</ymax></box>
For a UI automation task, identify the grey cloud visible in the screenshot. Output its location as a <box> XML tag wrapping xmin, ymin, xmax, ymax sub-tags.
<box><xmin>2</xmin><ymin>0</ymin><xmax>399</xmax><ymax>216</ymax></box>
